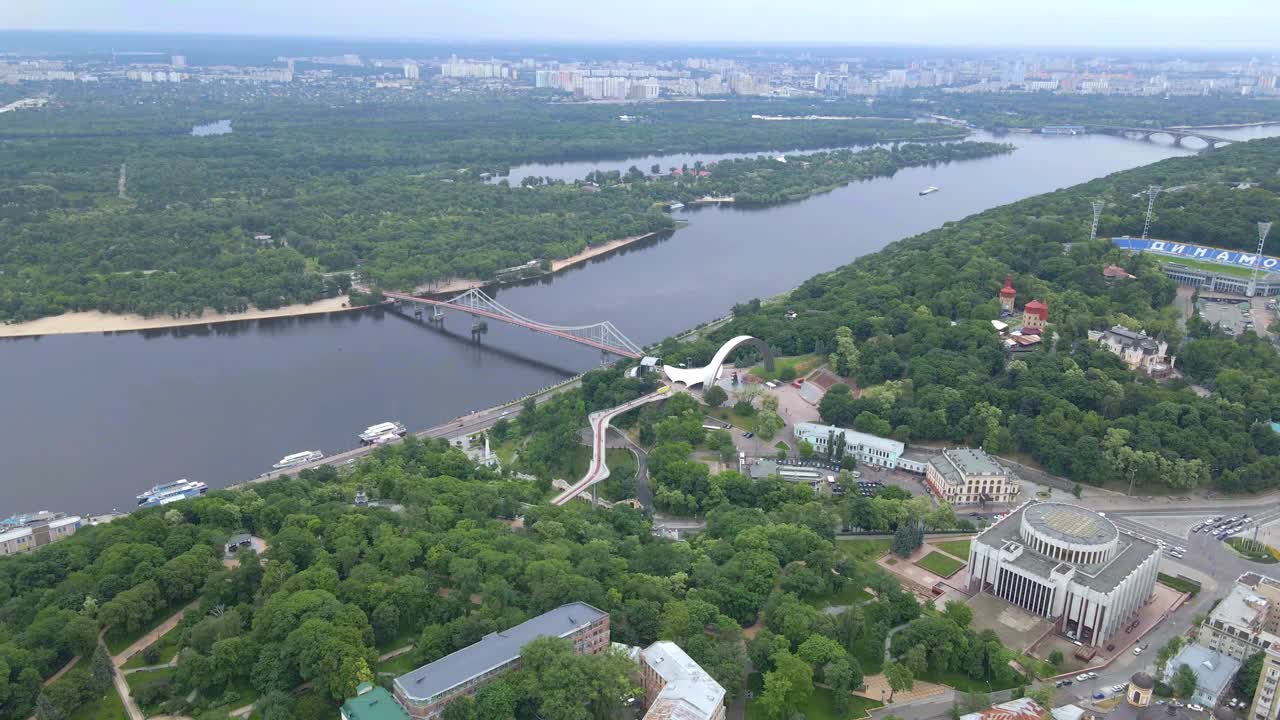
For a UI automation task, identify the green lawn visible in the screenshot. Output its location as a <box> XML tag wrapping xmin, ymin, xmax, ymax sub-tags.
<box><xmin>121</xmin><ymin>631</ymin><xmax>181</xmax><ymax>669</ymax></box>
<box><xmin>1164</xmin><ymin>256</ymin><xmax>1256</xmax><ymax>278</ymax></box>
<box><xmin>68</xmin><ymin>687</ymin><xmax>129</xmax><ymax>720</ymax></box>
<box><xmin>125</xmin><ymin>667</ymin><xmax>176</xmax><ymax>694</ymax></box>
<box><xmin>193</xmin><ymin>677</ymin><xmax>260</xmax><ymax>720</ymax></box>
<box><xmin>1227</xmin><ymin>538</ymin><xmax>1278</xmax><ymax>563</ymax></box>
<box><xmin>543</xmin><ymin>445</ymin><xmax>635</xmax><ymax>482</ymax></box>
<box><xmin>933</xmin><ymin>538</ymin><xmax>972</xmax><ymax>560</ymax></box>
<box><xmin>922</xmin><ymin>669</ymin><xmax>1018</xmax><ymax>693</ymax></box>
<box><xmin>807</xmin><ymin>583</ymin><xmax>873</xmax><ymax>611</ymax></box>
<box><xmin>376</xmin><ymin>650</ymin><xmax>421</xmax><ymax>676</ymax></box>
<box><xmin>915</xmin><ymin>551</ymin><xmax>965</xmax><ymax>578</ymax></box>
<box><xmin>836</xmin><ymin>538</ymin><xmax>891</xmax><ymax>564</ymax></box>
<box><xmin>746</xmin><ymin>672</ymin><xmax>883</xmax><ymax>720</ymax></box>
<box><xmin>1158</xmin><ymin>572</ymin><xmax>1203</xmax><ymax>595</ymax></box>
<box><xmin>104</xmin><ymin>599</ymin><xmax>189</xmax><ymax>655</ymax></box>
<box><xmin>749</xmin><ymin>354</ymin><xmax>824</xmax><ymax>382</ymax></box>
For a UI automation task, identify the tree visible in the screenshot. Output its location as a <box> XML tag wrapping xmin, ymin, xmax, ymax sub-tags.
<box><xmin>475</xmin><ymin>679</ymin><xmax>519</xmax><ymax>720</ymax></box>
<box><xmin>826</xmin><ymin>658</ymin><xmax>855</xmax><ymax>714</ymax></box>
<box><xmin>1236</xmin><ymin>652</ymin><xmax>1264</xmax><ymax>701</ymax></box>
<box><xmin>518</xmin><ymin>637</ymin><xmax>636</xmax><ymax>720</ymax></box>
<box><xmin>759</xmin><ymin>650</ymin><xmax>814</xmax><ymax>719</ymax></box>
<box><xmin>90</xmin><ymin>645</ymin><xmax>114</xmax><ymax>691</ymax></box>
<box><xmin>906</xmin><ymin>644</ymin><xmax>928</xmax><ymax>676</ymax></box>
<box><xmin>256</xmin><ymin>690</ymin><xmax>295</xmax><ymax>720</ymax></box>
<box><xmin>892</xmin><ymin>521</ymin><xmax>923</xmax><ymax>558</ymax></box>
<box><xmin>443</xmin><ymin>696</ymin><xmax>477</xmax><ymax>720</ymax></box>
<box><xmin>1155</xmin><ymin>636</ymin><xmax>1184</xmax><ymax>674</ymax></box>
<box><xmin>1072</xmin><ymin>483</ymin><xmax>1083</xmax><ymax>499</ymax></box>
<box><xmin>1048</xmin><ymin>649</ymin><xmax>1064</xmax><ymax>668</ymax></box>
<box><xmin>830</xmin><ymin>326</ymin><xmax>860</xmax><ymax>378</ymax></box>
<box><xmin>885</xmin><ymin>661</ymin><xmax>914</xmax><ymax>701</ymax></box>
<box><xmin>798</xmin><ymin>440</ymin><xmax>815</xmax><ymax>460</ymax></box>
<box><xmin>703</xmin><ymin>386</ymin><xmax>728</xmax><ymax>407</ymax></box>
<box><xmin>1172</xmin><ymin>663</ymin><xmax>1198</xmax><ymax>699</ymax></box>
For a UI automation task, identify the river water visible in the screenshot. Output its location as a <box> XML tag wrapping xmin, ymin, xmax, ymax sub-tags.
<box><xmin>3</xmin><ymin>126</ymin><xmax>1278</xmax><ymax>514</ymax></box>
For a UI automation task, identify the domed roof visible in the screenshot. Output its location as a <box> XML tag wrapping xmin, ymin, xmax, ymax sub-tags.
<box><xmin>1025</xmin><ymin>503</ymin><xmax>1119</xmax><ymax>546</ymax></box>
<box><xmin>1130</xmin><ymin>671</ymin><xmax>1155</xmax><ymax>689</ymax></box>
<box><xmin>1213</xmin><ymin>707</ymin><xmax>1238</xmax><ymax>720</ymax></box>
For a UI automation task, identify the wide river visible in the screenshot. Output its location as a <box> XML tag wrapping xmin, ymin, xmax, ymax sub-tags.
<box><xmin>3</xmin><ymin>126</ymin><xmax>1278</xmax><ymax>514</ymax></box>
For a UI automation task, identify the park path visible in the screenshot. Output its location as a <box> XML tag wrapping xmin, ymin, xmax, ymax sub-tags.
<box><xmin>109</xmin><ymin>602</ymin><xmax>199</xmax><ymax>720</ymax></box>
<box><xmin>378</xmin><ymin>645</ymin><xmax>414</xmax><ymax>662</ymax></box>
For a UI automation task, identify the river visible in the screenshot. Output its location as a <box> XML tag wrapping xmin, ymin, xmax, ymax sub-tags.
<box><xmin>3</xmin><ymin>126</ymin><xmax>1278</xmax><ymax>515</ymax></box>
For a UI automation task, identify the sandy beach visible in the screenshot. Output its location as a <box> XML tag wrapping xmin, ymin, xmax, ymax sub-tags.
<box><xmin>0</xmin><ymin>296</ymin><xmax>356</xmax><ymax>339</ymax></box>
<box><xmin>414</xmin><ymin>230</ymin><xmax>663</xmax><ymax>295</ymax></box>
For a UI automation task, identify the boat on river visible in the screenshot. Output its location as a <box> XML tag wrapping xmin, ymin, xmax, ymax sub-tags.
<box><xmin>919</xmin><ymin>186</ymin><xmax>940</xmax><ymax>196</ymax></box>
<box><xmin>273</xmin><ymin>450</ymin><xmax>324</xmax><ymax>469</ymax></box>
<box><xmin>137</xmin><ymin>479</ymin><xmax>207</xmax><ymax>507</ymax></box>
<box><xmin>359</xmin><ymin>421</ymin><xmax>406</xmax><ymax>444</ymax></box>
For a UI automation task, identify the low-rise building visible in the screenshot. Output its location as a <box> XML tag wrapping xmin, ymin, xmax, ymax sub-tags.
<box><xmin>792</xmin><ymin>422</ymin><xmax>905</xmax><ymax>469</ymax></box>
<box><xmin>342</xmin><ymin>682</ymin><xmax>410</xmax><ymax>720</ymax></box>
<box><xmin>926</xmin><ymin>448</ymin><xmax>1020</xmax><ymax>506</ymax></box>
<box><xmin>640</xmin><ymin>641</ymin><xmax>726</xmax><ymax>720</ymax></box>
<box><xmin>1160</xmin><ymin>644</ymin><xmax>1241</xmax><ymax>708</ymax></box>
<box><xmin>959</xmin><ymin>697</ymin><xmax>1046</xmax><ymax>720</ymax></box>
<box><xmin>393</xmin><ymin>602</ymin><xmax>609</xmax><ymax>719</ymax></box>
<box><xmin>0</xmin><ymin>514</ymin><xmax>82</xmax><ymax>556</ymax></box>
<box><xmin>1197</xmin><ymin>572</ymin><xmax>1280</xmax><ymax>661</ymax></box>
<box><xmin>1089</xmin><ymin>326</ymin><xmax>1171</xmax><ymax>375</ymax></box>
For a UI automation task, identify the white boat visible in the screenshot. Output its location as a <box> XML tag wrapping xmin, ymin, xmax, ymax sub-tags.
<box><xmin>369</xmin><ymin>432</ymin><xmax>402</xmax><ymax>446</ymax></box>
<box><xmin>137</xmin><ymin>480</ymin><xmax>207</xmax><ymax>507</ymax></box>
<box><xmin>359</xmin><ymin>421</ymin><xmax>407</xmax><ymax>444</ymax></box>
<box><xmin>273</xmin><ymin>450</ymin><xmax>324</xmax><ymax>469</ymax></box>
<box><xmin>919</xmin><ymin>186</ymin><xmax>940</xmax><ymax>196</ymax></box>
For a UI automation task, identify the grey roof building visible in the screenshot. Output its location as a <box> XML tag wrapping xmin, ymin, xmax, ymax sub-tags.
<box><xmin>1161</xmin><ymin>644</ymin><xmax>1241</xmax><ymax>708</ymax></box>
<box><xmin>393</xmin><ymin>602</ymin><xmax>610</xmax><ymax>719</ymax></box>
<box><xmin>967</xmin><ymin>501</ymin><xmax>1161</xmax><ymax>647</ymax></box>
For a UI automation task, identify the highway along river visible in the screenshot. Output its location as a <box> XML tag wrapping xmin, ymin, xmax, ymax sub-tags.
<box><xmin>3</xmin><ymin>126</ymin><xmax>1278</xmax><ymax>514</ymax></box>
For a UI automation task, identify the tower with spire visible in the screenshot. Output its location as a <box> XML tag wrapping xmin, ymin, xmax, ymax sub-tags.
<box><xmin>999</xmin><ymin>273</ymin><xmax>1017</xmax><ymax>315</ymax></box>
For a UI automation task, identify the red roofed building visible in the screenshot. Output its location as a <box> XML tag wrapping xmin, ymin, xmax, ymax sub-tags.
<box><xmin>999</xmin><ymin>273</ymin><xmax>1017</xmax><ymax>314</ymax></box>
<box><xmin>1103</xmin><ymin>264</ymin><xmax>1136</xmax><ymax>280</ymax></box>
<box><xmin>959</xmin><ymin>698</ymin><xmax>1046</xmax><ymax>720</ymax></box>
<box><xmin>1023</xmin><ymin>299</ymin><xmax>1048</xmax><ymax>331</ymax></box>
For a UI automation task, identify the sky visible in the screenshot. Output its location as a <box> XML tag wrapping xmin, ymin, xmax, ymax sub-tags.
<box><xmin>2</xmin><ymin>0</ymin><xmax>1278</xmax><ymax>50</ymax></box>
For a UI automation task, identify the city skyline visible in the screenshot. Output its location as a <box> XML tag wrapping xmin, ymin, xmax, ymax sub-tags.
<box><xmin>3</xmin><ymin>0</ymin><xmax>1279</xmax><ymax>51</ymax></box>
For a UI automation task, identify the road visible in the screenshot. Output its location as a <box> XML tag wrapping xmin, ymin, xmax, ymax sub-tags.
<box><xmin>230</xmin><ymin>375</ymin><xmax>587</xmax><ymax>490</ymax></box>
<box><xmin>552</xmin><ymin>389</ymin><xmax>675</xmax><ymax>506</ymax></box>
<box><xmin>607</xmin><ymin>426</ymin><xmax>652</xmax><ymax>509</ymax></box>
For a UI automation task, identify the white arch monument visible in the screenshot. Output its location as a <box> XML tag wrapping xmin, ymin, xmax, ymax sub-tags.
<box><xmin>662</xmin><ymin>335</ymin><xmax>774</xmax><ymax>388</ymax></box>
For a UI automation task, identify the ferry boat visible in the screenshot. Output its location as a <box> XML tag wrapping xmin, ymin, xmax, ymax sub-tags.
<box><xmin>136</xmin><ymin>480</ymin><xmax>208</xmax><ymax>507</ymax></box>
<box><xmin>369</xmin><ymin>432</ymin><xmax>402</xmax><ymax>446</ymax></box>
<box><xmin>919</xmin><ymin>186</ymin><xmax>940</xmax><ymax>196</ymax></box>
<box><xmin>272</xmin><ymin>450</ymin><xmax>324</xmax><ymax>470</ymax></box>
<box><xmin>359</xmin><ymin>421</ymin><xmax>407</xmax><ymax>444</ymax></box>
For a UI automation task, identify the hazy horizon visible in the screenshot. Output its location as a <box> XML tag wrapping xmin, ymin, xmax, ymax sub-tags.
<box><xmin>4</xmin><ymin>0</ymin><xmax>1279</xmax><ymax>51</ymax></box>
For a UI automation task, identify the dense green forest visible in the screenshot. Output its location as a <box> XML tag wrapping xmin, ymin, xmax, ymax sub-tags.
<box><xmin>0</xmin><ymin>85</ymin><xmax>1006</xmax><ymax>322</ymax></box>
<box><xmin>0</xmin><ymin>421</ymin><xmax>1024</xmax><ymax>720</ymax></box>
<box><xmin>654</xmin><ymin>138</ymin><xmax>1280</xmax><ymax>492</ymax></box>
<box><xmin>876</xmin><ymin>92</ymin><xmax>1280</xmax><ymax>131</ymax></box>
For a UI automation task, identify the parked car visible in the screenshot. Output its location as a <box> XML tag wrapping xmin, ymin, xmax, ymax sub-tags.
<box><xmin>1133</xmin><ymin>646</ymin><xmax>1144</xmax><ymax>655</ymax></box>
<box><xmin>1094</xmin><ymin>693</ymin><xmax>1106</xmax><ymax>700</ymax></box>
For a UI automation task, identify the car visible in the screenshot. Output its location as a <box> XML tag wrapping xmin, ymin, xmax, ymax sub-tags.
<box><xmin>1076</xmin><ymin>674</ymin><xmax>1089</xmax><ymax>682</ymax></box>
<box><xmin>1113</xmin><ymin>685</ymin><xmax>1127</xmax><ymax>693</ymax></box>
<box><xmin>743</xmin><ymin>432</ymin><xmax>754</xmax><ymax>438</ymax></box>
<box><xmin>1055</xmin><ymin>680</ymin><xmax>1065</xmax><ymax>688</ymax></box>
<box><xmin>1063</xmin><ymin>680</ymin><xmax>1073</xmax><ymax>686</ymax></box>
<box><xmin>1189</xmin><ymin>705</ymin><xmax>1204</xmax><ymax>712</ymax></box>
<box><xmin>1192</xmin><ymin>525</ymin><xmax>1203</xmax><ymax>533</ymax></box>
<box><xmin>1174</xmin><ymin>547</ymin><xmax>1186</xmax><ymax>553</ymax></box>
<box><xmin>1094</xmin><ymin>693</ymin><xmax>1106</xmax><ymax>700</ymax></box>
<box><xmin>1133</xmin><ymin>646</ymin><xmax>1144</xmax><ymax>655</ymax></box>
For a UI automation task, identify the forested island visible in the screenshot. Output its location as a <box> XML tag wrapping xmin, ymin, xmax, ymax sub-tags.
<box><xmin>0</xmin><ymin>85</ymin><xmax>1009</xmax><ymax>324</ymax></box>
<box><xmin>653</xmin><ymin>137</ymin><xmax>1280</xmax><ymax>493</ymax></box>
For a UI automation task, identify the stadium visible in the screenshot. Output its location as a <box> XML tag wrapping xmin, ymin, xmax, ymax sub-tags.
<box><xmin>1113</xmin><ymin>237</ymin><xmax>1280</xmax><ymax>297</ymax></box>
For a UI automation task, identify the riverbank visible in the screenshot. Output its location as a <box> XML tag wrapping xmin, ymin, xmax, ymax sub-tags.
<box><xmin>414</xmin><ymin>230</ymin><xmax>665</xmax><ymax>296</ymax></box>
<box><xmin>0</xmin><ymin>296</ymin><xmax>356</xmax><ymax>339</ymax></box>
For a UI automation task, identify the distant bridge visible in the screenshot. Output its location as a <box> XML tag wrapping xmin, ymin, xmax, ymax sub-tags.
<box><xmin>1088</xmin><ymin>125</ymin><xmax>1235</xmax><ymax>149</ymax></box>
<box><xmin>384</xmin><ymin>288</ymin><xmax>644</xmax><ymax>359</ymax></box>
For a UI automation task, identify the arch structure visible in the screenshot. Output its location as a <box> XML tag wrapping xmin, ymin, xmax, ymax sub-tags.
<box><xmin>662</xmin><ymin>335</ymin><xmax>773</xmax><ymax>388</ymax></box>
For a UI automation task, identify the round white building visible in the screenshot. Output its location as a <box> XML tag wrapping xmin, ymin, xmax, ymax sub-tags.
<box><xmin>966</xmin><ymin>501</ymin><xmax>1160</xmax><ymax>648</ymax></box>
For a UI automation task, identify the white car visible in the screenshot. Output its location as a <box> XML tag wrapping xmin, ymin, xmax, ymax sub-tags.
<box><xmin>1112</xmin><ymin>685</ymin><xmax>1127</xmax><ymax>693</ymax></box>
<box><xmin>1134</xmin><ymin>646</ymin><xmax>1145</xmax><ymax>655</ymax></box>
<box><xmin>1189</xmin><ymin>705</ymin><xmax>1204</xmax><ymax>712</ymax></box>
<box><xmin>1076</xmin><ymin>673</ymin><xmax>1090</xmax><ymax>682</ymax></box>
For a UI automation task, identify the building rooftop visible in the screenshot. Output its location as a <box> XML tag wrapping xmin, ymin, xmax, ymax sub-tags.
<box><xmin>1205</xmin><ymin>573</ymin><xmax>1280</xmax><ymax>644</ymax></box>
<box><xmin>1024</xmin><ymin>503</ymin><xmax>1118</xmax><ymax>546</ymax></box>
<box><xmin>931</xmin><ymin>448</ymin><xmax>1009</xmax><ymax>487</ymax></box>
<box><xmin>341</xmin><ymin>685</ymin><xmax>410</xmax><ymax>720</ymax></box>
<box><xmin>793</xmin><ymin>422</ymin><xmax>904</xmax><ymax>456</ymax></box>
<box><xmin>0</xmin><ymin>515</ymin><xmax>80</xmax><ymax>544</ymax></box>
<box><xmin>642</xmin><ymin>641</ymin><xmax>726</xmax><ymax>720</ymax></box>
<box><xmin>1161</xmin><ymin>644</ymin><xmax>1240</xmax><ymax>699</ymax></box>
<box><xmin>959</xmin><ymin>697</ymin><xmax>1045</xmax><ymax>720</ymax></box>
<box><xmin>394</xmin><ymin>602</ymin><xmax>606</xmax><ymax>703</ymax></box>
<box><xmin>976</xmin><ymin>503</ymin><xmax>1156</xmax><ymax>594</ymax></box>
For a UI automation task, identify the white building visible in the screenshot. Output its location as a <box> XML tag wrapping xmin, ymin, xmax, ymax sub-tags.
<box><xmin>0</xmin><ymin>514</ymin><xmax>82</xmax><ymax>556</ymax></box>
<box><xmin>640</xmin><ymin>641</ymin><xmax>726</xmax><ymax>720</ymax></box>
<box><xmin>792</xmin><ymin>422</ymin><xmax>905</xmax><ymax>468</ymax></box>
<box><xmin>403</xmin><ymin>63</ymin><xmax>420</xmax><ymax>80</ymax></box>
<box><xmin>1089</xmin><ymin>326</ymin><xmax>1171</xmax><ymax>375</ymax></box>
<box><xmin>926</xmin><ymin>448</ymin><xmax>1020</xmax><ymax>506</ymax></box>
<box><xmin>967</xmin><ymin>502</ymin><xmax>1160</xmax><ymax>647</ymax></box>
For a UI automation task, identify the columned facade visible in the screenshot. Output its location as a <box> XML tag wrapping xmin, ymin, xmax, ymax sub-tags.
<box><xmin>966</xmin><ymin>501</ymin><xmax>1160</xmax><ymax>648</ymax></box>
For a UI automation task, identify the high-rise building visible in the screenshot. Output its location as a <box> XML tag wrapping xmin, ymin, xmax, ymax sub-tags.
<box><xmin>403</xmin><ymin>63</ymin><xmax>419</xmax><ymax>80</ymax></box>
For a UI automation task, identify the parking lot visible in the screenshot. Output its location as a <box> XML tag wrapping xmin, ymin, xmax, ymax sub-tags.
<box><xmin>1197</xmin><ymin>297</ymin><xmax>1258</xmax><ymax>335</ymax></box>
